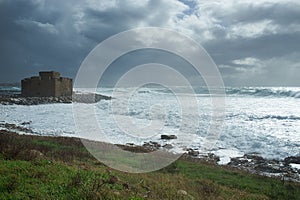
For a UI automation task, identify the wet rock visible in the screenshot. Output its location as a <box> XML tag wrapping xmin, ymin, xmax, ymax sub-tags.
<box><xmin>208</xmin><ymin>154</ymin><xmax>220</xmax><ymax>164</ymax></box>
<box><xmin>284</xmin><ymin>156</ymin><xmax>300</xmax><ymax>165</ymax></box>
<box><xmin>0</xmin><ymin>123</ymin><xmax>34</xmax><ymax>133</ymax></box>
<box><xmin>227</xmin><ymin>154</ymin><xmax>300</xmax><ymax>182</ymax></box>
<box><xmin>149</xmin><ymin>141</ymin><xmax>161</xmax><ymax>148</ymax></box>
<box><xmin>181</xmin><ymin>152</ymin><xmax>220</xmax><ymax>165</ymax></box>
<box><xmin>142</xmin><ymin>141</ymin><xmax>161</xmax><ymax>151</ymax></box>
<box><xmin>254</xmin><ymin>164</ymin><xmax>283</xmax><ymax>173</ymax></box>
<box><xmin>188</xmin><ymin>149</ymin><xmax>199</xmax><ymax>157</ymax></box>
<box><xmin>162</xmin><ymin>144</ymin><xmax>173</xmax><ymax>149</ymax></box>
<box><xmin>72</xmin><ymin>93</ymin><xmax>111</xmax><ymax>103</ymax></box>
<box><xmin>0</xmin><ymin>93</ymin><xmax>110</xmax><ymax>105</ymax></box>
<box><xmin>21</xmin><ymin>121</ymin><xmax>32</xmax><ymax>125</ymax></box>
<box><xmin>117</xmin><ymin>143</ymin><xmax>152</xmax><ymax>153</ymax></box>
<box><xmin>244</xmin><ymin>154</ymin><xmax>265</xmax><ymax>164</ymax></box>
<box><xmin>229</xmin><ymin>157</ymin><xmax>249</xmax><ymax>165</ymax></box>
<box><xmin>161</xmin><ymin>135</ymin><xmax>177</xmax><ymax>139</ymax></box>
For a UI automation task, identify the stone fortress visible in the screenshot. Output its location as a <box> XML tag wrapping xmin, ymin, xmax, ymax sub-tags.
<box><xmin>21</xmin><ymin>71</ymin><xmax>73</xmax><ymax>97</ymax></box>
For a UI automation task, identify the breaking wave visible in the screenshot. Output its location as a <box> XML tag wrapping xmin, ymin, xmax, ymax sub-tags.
<box><xmin>131</xmin><ymin>87</ymin><xmax>300</xmax><ymax>98</ymax></box>
<box><xmin>2</xmin><ymin>85</ymin><xmax>300</xmax><ymax>99</ymax></box>
<box><xmin>225</xmin><ymin>87</ymin><xmax>300</xmax><ymax>98</ymax></box>
<box><xmin>249</xmin><ymin>115</ymin><xmax>300</xmax><ymax>121</ymax></box>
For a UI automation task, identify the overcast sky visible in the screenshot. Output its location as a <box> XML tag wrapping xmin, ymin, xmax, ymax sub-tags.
<box><xmin>1</xmin><ymin>0</ymin><xmax>300</xmax><ymax>86</ymax></box>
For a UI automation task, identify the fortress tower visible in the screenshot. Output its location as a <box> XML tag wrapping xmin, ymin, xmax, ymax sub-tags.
<box><xmin>21</xmin><ymin>71</ymin><xmax>73</xmax><ymax>97</ymax></box>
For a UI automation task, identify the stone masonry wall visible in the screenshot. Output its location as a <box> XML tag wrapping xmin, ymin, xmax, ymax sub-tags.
<box><xmin>21</xmin><ymin>71</ymin><xmax>72</xmax><ymax>97</ymax></box>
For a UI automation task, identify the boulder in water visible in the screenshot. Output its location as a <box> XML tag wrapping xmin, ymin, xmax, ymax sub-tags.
<box><xmin>161</xmin><ymin>135</ymin><xmax>177</xmax><ymax>140</ymax></box>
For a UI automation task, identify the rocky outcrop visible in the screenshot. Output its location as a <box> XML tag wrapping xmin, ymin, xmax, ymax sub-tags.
<box><xmin>284</xmin><ymin>156</ymin><xmax>300</xmax><ymax>165</ymax></box>
<box><xmin>0</xmin><ymin>93</ymin><xmax>112</xmax><ymax>105</ymax></box>
<box><xmin>72</xmin><ymin>93</ymin><xmax>112</xmax><ymax>103</ymax></box>
<box><xmin>142</xmin><ymin>141</ymin><xmax>161</xmax><ymax>151</ymax></box>
<box><xmin>181</xmin><ymin>151</ymin><xmax>220</xmax><ymax>165</ymax></box>
<box><xmin>0</xmin><ymin>96</ymin><xmax>73</xmax><ymax>105</ymax></box>
<box><xmin>161</xmin><ymin>135</ymin><xmax>177</xmax><ymax>139</ymax></box>
<box><xmin>187</xmin><ymin>148</ymin><xmax>200</xmax><ymax>157</ymax></box>
<box><xmin>117</xmin><ymin>141</ymin><xmax>173</xmax><ymax>153</ymax></box>
<box><xmin>228</xmin><ymin>154</ymin><xmax>300</xmax><ymax>182</ymax></box>
<box><xmin>0</xmin><ymin>122</ymin><xmax>34</xmax><ymax>133</ymax></box>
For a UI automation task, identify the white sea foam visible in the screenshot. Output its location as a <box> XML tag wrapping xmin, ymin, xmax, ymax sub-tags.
<box><xmin>290</xmin><ymin>163</ymin><xmax>300</xmax><ymax>170</ymax></box>
<box><xmin>1</xmin><ymin>87</ymin><xmax>300</xmax><ymax>160</ymax></box>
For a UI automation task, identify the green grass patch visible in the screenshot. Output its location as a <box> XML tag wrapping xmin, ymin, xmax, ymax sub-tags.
<box><xmin>175</xmin><ymin>160</ymin><xmax>300</xmax><ymax>199</ymax></box>
<box><xmin>0</xmin><ymin>130</ymin><xmax>299</xmax><ymax>199</ymax></box>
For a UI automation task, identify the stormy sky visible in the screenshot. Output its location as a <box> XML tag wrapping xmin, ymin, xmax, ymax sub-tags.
<box><xmin>1</xmin><ymin>0</ymin><xmax>300</xmax><ymax>86</ymax></box>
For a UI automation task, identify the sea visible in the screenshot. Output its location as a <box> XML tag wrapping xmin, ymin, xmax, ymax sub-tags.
<box><xmin>1</xmin><ymin>86</ymin><xmax>300</xmax><ymax>164</ymax></box>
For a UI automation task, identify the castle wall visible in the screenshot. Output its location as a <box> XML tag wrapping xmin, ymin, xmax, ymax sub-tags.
<box><xmin>21</xmin><ymin>71</ymin><xmax>72</xmax><ymax>97</ymax></box>
<box><xmin>57</xmin><ymin>78</ymin><xmax>73</xmax><ymax>96</ymax></box>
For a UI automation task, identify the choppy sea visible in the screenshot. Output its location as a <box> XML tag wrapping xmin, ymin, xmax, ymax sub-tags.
<box><xmin>1</xmin><ymin>86</ymin><xmax>300</xmax><ymax>163</ymax></box>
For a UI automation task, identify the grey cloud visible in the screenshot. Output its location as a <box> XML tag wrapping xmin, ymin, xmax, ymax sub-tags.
<box><xmin>228</xmin><ymin>2</ymin><xmax>300</xmax><ymax>25</ymax></box>
<box><xmin>78</xmin><ymin>0</ymin><xmax>188</xmax><ymax>42</ymax></box>
<box><xmin>191</xmin><ymin>1</ymin><xmax>300</xmax><ymax>86</ymax></box>
<box><xmin>0</xmin><ymin>0</ymin><xmax>91</xmax><ymax>82</ymax></box>
<box><xmin>0</xmin><ymin>0</ymin><xmax>299</xmax><ymax>86</ymax></box>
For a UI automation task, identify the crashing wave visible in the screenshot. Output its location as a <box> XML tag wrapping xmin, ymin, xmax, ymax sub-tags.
<box><xmin>249</xmin><ymin>115</ymin><xmax>300</xmax><ymax>121</ymax></box>
<box><xmin>225</xmin><ymin>87</ymin><xmax>300</xmax><ymax>98</ymax></box>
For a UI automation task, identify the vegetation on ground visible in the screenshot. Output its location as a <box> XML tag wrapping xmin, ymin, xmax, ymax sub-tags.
<box><xmin>0</xmin><ymin>130</ymin><xmax>299</xmax><ymax>199</ymax></box>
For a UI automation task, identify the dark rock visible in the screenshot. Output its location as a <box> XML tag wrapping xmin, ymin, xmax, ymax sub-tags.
<box><xmin>0</xmin><ymin>92</ymin><xmax>111</xmax><ymax>105</ymax></box>
<box><xmin>21</xmin><ymin>121</ymin><xmax>32</xmax><ymax>125</ymax></box>
<box><xmin>72</xmin><ymin>93</ymin><xmax>111</xmax><ymax>103</ymax></box>
<box><xmin>188</xmin><ymin>149</ymin><xmax>199</xmax><ymax>157</ymax></box>
<box><xmin>0</xmin><ymin>123</ymin><xmax>34</xmax><ymax>133</ymax></box>
<box><xmin>284</xmin><ymin>156</ymin><xmax>300</xmax><ymax>164</ymax></box>
<box><xmin>149</xmin><ymin>141</ymin><xmax>161</xmax><ymax>148</ymax></box>
<box><xmin>225</xmin><ymin>153</ymin><xmax>300</xmax><ymax>182</ymax></box>
<box><xmin>142</xmin><ymin>141</ymin><xmax>161</xmax><ymax>151</ymax></box>
<box><xmin>161</xmin><ymin>135</ymin><xmax>177</xmax><ymax>140</ymax></box>
<box><xmin>117</xmin><ymin>144</ymin><xmax>152</xmax><ymax>153</ymax></box>
<box><xmin>162</xmin><ymin>144</ymin><xmax>173</xmax><ymax>149</ymax></box>
<box><xmin>244</xmin><ymin>154</ymin><xmax>265</xmax><ymax>164</ymax></box>
<box><xmin>254</xmin><ymin>164</ymin><xmax>282</xmax><ymax>173</ymax></box>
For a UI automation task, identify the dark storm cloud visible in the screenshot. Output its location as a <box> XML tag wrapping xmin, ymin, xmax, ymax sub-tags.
<box><xmin>0</xmin><ymin>0</ymin><xmax>90</xmax><ymax>82</ymax></box>
<box><xmin>76</xmin><ymin>0</ymin><xmax>187</xmax><ymax>42</ymax></box>
<box><xmin>0</xmin><ymin>0</ymin><xmax>187</xmax><ymax>82</ymax></box>
<box><xmin>99</xmin><ymin>49</ymin><xmax>202</xmax><ymax>86</ymax></box>
<box><xmin>0</xmin><ymin>0</ymin><xmax>299</xmax><ymax>86</ymax></box>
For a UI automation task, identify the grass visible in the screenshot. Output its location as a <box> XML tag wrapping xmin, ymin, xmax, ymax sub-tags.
<box><xmin>0</xmin><ymin>130</ymin><xmax>299</xmax><ymax>199</ymax></box>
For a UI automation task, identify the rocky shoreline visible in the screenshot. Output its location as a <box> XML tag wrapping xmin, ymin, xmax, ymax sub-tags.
<box><xmin>1</xmin><ymin>121</ymin><xmax>299</xmax><ymax>182</ymax></box>
<box><xmin>124</xmin><ymin>142</ymin><xmax>300</xmax><ymax>182</ymax></box>
<box><xmin>0</xmin><ymin>93</ymin><xmax>112</xmax><ymax>105</ymax></box>
<box><xmin>1</xmin><ymin>120</ymin><xmax>299</xmax><ymax>182</ymax></box>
